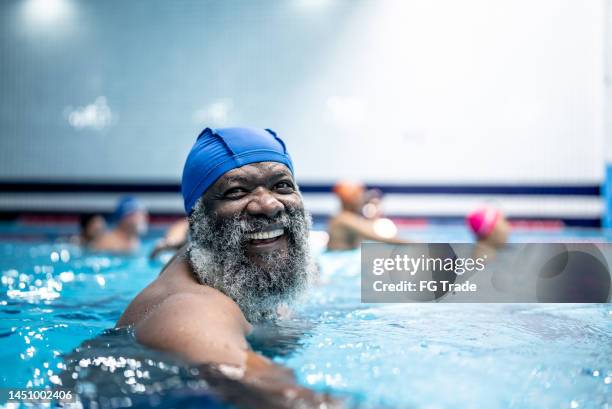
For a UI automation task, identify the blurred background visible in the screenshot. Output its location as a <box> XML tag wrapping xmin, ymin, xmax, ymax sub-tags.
<box><xmin>2</xmin><ymin>4</ymin><xmax>612</xmax><ymax>404</ymax></box>
<box><xmin>0</xmin><ymin>0</ymin><xmax>608</xmax><ymax>229</ymax></box>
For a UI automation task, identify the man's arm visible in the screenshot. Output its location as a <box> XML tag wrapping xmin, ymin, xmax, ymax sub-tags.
<box><xmin>135</xmin><ymin>292</ymin><xmax>250</xmax><ymax>366</ymax></box>
<box><xmin>149</xmin><ymin>219</ymin><xmax>189</xmax><ymax>259</ymax></box>
<box><xmin>134</xmin><ymin>293</ymin><xmax>338</xmax><ymax>408</ymax></box>
<box><xmin>338</xmin><ymin>212</ymin><xmax>407</xmax><ymax>244</ymax></box>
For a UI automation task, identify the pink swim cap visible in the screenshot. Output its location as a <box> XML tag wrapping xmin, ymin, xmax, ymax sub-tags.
<box><xmin>466</xmin><ymin>206</ymin><xmax>501</xmax><ymax>238</ymax></box>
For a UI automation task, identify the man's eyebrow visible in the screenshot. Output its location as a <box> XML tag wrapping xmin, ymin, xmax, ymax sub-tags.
<box><xmin>269</xmin><ymin>171</ymin><xmax>293</xmax><ymax>180</ymax></box>
<box><xmin>220</xmin><ymin>175</ymin><xmax>250</xmax><ymax>186</ymax></box>
<box><xmin>216</xmin><ymin>168</ymin><xmax>293</xmax><ymax>191</ymax></box>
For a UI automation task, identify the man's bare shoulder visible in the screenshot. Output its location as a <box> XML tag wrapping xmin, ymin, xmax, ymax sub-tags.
<box><xmin>137</xmin><ymin>291</ymin><xmax>250</xmax><ymax>336</ymax></box>
<box><xmin>132</xmin><ymin>288</ymin><xmax>251</xmax><ymax>365</ymax></box>
<box><xmin>90</xmin><ymin>230</ymin><xmax>133</xmax><ymax>252</ymax></box>
<box><xmin>116</xmin><ymin>250</ymin><xmax>247</xmax><ymax>329</ymax></box>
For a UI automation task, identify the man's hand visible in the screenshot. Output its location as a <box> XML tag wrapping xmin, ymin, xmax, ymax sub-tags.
<box><xmin>149</xmin><ymin>238</ymin><xmax>185</xmax><ymax>259</ymax></box>
<box><xmin>150</xmin><ymin>219</ymin><xmax>189</xmax><ymax>259</ymax></box>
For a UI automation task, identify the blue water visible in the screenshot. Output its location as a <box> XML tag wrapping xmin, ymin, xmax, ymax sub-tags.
<box><xmin>0</xmin><ymin>223</ymin><xmax>610</xmax><ymax>408</ymax></box>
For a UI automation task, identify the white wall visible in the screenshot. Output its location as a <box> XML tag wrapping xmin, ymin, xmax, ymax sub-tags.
<box><xmin>0</xmin><ymin>0</ymin><xmax>605</xmax><ymax>186</ymax></box>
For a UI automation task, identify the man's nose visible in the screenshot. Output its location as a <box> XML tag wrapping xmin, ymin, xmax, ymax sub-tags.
<box><xmin>246</xmin><ymin>188</ymin><xmax>284</xmax><ymax>218</ymax></box>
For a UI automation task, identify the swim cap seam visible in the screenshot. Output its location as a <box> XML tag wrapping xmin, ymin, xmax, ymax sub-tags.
<box><xmin>210</xmin><ymin>128</ymin><xmax>236</xmax><ymax>156</ymax></box>
<box><xmin>265</xmin><ymin>128</ymin><xmax>287</xmax><ymax>154</ymax></box>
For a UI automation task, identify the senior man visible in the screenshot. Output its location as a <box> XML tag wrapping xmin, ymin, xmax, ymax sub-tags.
<box><xmin>116</xmin><ymin>127</ymin><xmax>331</xmax><ymax>407</ymax></box>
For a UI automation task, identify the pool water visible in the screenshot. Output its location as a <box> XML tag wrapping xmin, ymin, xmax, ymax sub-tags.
<box><xmin>0</xmin><ymin>223</ymin><xmax>610</xmax><ymax>408</ymax></box>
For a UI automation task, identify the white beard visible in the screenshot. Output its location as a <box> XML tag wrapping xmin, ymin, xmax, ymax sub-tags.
<box><xmin>186</xmin><ymin>199</ymin><xmax>317</xmax><ymax>322</ymax></box>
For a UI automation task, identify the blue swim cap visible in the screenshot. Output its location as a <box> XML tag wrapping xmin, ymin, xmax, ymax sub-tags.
<box><xmin>113</xmin><ymin>196</ymin><xmax>145</xmax><ymax>222</ymax></box>
<box><xmin>181</xmin><ymin>127</ymin><xmax>294</xmax><ymax>214</ymax></box>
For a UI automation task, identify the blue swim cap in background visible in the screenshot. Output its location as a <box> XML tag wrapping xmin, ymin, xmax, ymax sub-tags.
<box><xmin>181</xmin><ymin>127</ymin><xmax>294</xmax><ymax>214</ymax></box>
<box><xmin>113</xmin><ymin>196</ymin><xmax>145</xmax><ymax>222</ymax></box>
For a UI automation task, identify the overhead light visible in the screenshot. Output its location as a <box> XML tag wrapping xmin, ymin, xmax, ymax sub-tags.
<box><xmin>294</xmin><ymin>0</ymin><xmax>332</xmax><ymax>11</ymax></box>
<box><xmin>22</xmin><ymin>0</ymin><xmax>73</xmax><ymax>26</ymax></box>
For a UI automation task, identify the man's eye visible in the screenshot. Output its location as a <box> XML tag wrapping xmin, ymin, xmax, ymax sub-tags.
<box><xmin>274</xmin><ymin>181</ymin><xmax>294</xmax><ymax>192</ymax></box>
<box><xmin>224</xmin><ymin>187</ymin><xmax>247</xmax><ymax>198</ymax></box>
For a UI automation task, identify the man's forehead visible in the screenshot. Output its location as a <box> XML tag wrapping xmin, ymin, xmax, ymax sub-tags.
<box><xmin>212</xmin><ymin>162</ymin><xmax>292</xmax><ymax>187</ymax></box>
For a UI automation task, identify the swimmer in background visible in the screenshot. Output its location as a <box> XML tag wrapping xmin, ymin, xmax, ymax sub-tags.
<box><xmin>466</xmin><ymin>206</ymin><xmax>511</xmax><ymax>260</ymax></box>
<box><xmin>90</xmin><ymin>196</ymin><xmax>149</xmax><ymax>253</ymax></box>
<box><xmin>362</xmin><ymin>188</ymin><xmax>384</xmax><ymax>219</ymax></box>
<box><xmin>71</xmin><ymin>213</ymin><xmax>107</xmax><ymax>246</ymax></box>
<box><xmin>327</xmin><ymin>181</ymin><xmax>405</xmax><ymax>250</ymax></box>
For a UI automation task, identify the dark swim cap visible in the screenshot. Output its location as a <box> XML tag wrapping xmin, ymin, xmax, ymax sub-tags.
<box><xmin>181</xmin><ymin>127</ymin><xmax>294</xmax><ymax>214</ymax></box>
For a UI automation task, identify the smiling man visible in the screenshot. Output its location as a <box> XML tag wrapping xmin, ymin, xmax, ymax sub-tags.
<box><xmin>116</xmin><ymin>127</ymin><xmax>329</xmax><ymax>406</ymax></box>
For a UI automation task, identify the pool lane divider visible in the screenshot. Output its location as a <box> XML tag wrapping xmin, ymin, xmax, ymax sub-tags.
<box><xmin>0</xmin><ymin>180</ymin><xmax>602</xmax><ymax>227</ymax></box>
<box><xmin>0</xmin><ymin>180</ymin><xmax>601</xmax><ymax>196</ymax></box>
<box><xmin>606</xmin><ymin>165</ymin><xmax>612</xmax><ymax>228</ymax></box>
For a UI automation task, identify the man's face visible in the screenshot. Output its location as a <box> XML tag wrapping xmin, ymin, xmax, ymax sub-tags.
<box><xmin>186</xmin><ymin>161</ymin><xmax>314</xmax><ymax>322</ymax></box>
<box><xmin>489</xmin><ymin>216</ymin><xmax>510</xmax><ymax>247</ymax></box>
<box><xmin>85</xmin><ymin>216</ymin><xmax>107</xmax><ymax>241</ymax></box>
<box><xmin>200</xmin><ymin>161</ymin><xmax>304</xmax><ymax>265</ymax></box>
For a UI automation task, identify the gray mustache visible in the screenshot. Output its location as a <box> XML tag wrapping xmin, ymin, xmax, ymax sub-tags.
<box><xmin>233</xmin><ymin>212</ymin><xmax>297</xmax><ymax>236</ymax></box>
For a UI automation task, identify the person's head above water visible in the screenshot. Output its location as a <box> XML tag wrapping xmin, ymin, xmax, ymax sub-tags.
<box><xmin>181</xmin><ymin>127</ymin><xmax>315</xmax><ymax>322</ymax></box>
<box><xmin>466</xmin><ymin>206</ymin><xmax>510</xmax><ymax>247</ymax></box>
<box><xmin>79</xmin><ymin>213</ymin><xmax>106</xmax><ymax>243</ymax></box>
<box><xmin>333</xmin><ymin>180</ymin><xmax>365</xmax><ymax>213</ymax></box>
<box><xmin>113</xmin><ymin>196</ymin><xmax>148</xmax><ymax>236</ymax></box>
<box><xmin>182</xmin><ymin>127</ymin><xmax>294</xmax><ymax>215</ymax></box>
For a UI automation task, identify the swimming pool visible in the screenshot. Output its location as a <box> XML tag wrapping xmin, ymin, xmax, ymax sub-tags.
<box><xmin>0</xmin><ymin>222</ymin><xmax>610</xmax><ymax>408</ymax></box>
